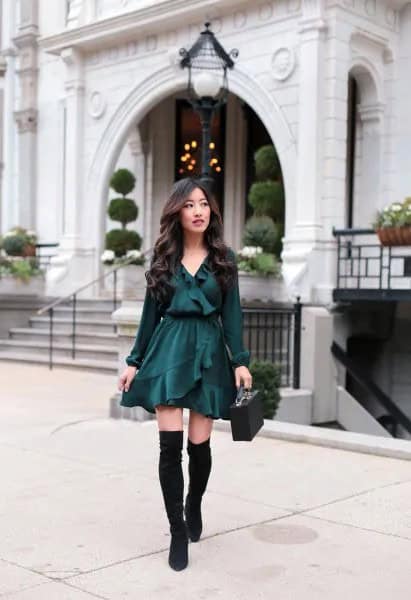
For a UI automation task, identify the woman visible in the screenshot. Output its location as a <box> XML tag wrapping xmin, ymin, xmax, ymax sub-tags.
<box><xmin>118</xmin><ymin>177</ymin><xmax>252</xmax><ymax>572</ymax></box>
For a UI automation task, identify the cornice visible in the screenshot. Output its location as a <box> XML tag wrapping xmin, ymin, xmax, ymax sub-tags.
<box><xmin>40</xmin><ymin>0</ymin><xmax>246</xmax><ymax>55</ymax></box>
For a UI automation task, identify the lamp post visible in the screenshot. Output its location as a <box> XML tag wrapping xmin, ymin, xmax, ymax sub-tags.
<box><xmin>179</xmin><ymin>22</ymin><xmax>238</xmax><ymax>190</ymax></box>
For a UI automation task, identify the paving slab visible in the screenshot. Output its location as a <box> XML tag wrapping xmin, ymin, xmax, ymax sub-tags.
<box><xmin>0</xmin><ymin>560</ymin><xmax>49</xmax><ymax>597</ymax></box>
<box><xmin>68</xmin><ymin>513</ymin><xmax>411</xmax><ymax>600</ymax></box>
<box><xmin>1</xmin><ymin>363</ymin><xmax>411</xmax><ymax>599</ymax></box>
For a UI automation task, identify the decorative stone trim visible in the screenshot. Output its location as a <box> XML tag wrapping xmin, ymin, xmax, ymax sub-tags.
<box><xmin>14</xmin><ymin>108</ymin><xmax>38</xmax><ymax>133</ymax></box>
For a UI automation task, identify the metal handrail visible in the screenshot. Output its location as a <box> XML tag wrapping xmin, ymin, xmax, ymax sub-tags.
<box><xmin>331</xmin><ymin>341</ymin><xmax>411</xmax><ymax>436</ymax></box>
<box><xmin>37</xmin><ymin>247</ymin><xmax>153</xmax><ymax>369</ymax></box>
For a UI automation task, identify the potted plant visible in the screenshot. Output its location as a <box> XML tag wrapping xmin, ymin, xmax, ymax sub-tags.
<box><xmin>249</xmin><ymin>359</ymin><xmax>282</xmax><ymax>419</ymax></box>
<box><xmin>236</xmin><ymin>246</ymin><xmax>289</xmax><ymax>303</ymax></box>
<box><xmin>0</xmin><ymin>254</ymin><xmax>45</xmax><ymax>295</ymax></box>
<box><xmin>2</xmin><ymin>226</ymin><xmax>37</xmax><ymax>257</ymax></box>
<box><xmin>373</xmin><ymin>198</ymin><xmax>411</xmax><ymax>246</ymax></box>
<box><xmin>103</xmin><ymin>169</ymin><xmax>145</xmax><ymax>298</ymax></box>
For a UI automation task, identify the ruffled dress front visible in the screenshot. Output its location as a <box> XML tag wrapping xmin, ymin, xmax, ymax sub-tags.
<box><xmin>120</xmin><ymin>250</ymin><xmax>250</xmax><ymax>420</ymax></box>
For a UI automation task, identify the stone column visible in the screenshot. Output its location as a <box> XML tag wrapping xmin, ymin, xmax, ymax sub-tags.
<box><xmin>110</xmin><ymin>302</ymin><xmax>155</xmax><ymax>422</ymax></box>
<box><xmin>128</xmin><ymin>126</ymin><xmax>147</xmax><ymax>254</ymax></box>
<box><xmin>282</xmin><ymin>0</ymin><xmax>327</xmax><ymax>301</ymax></box>
<box><xmin>224</xmin><ymin>94</ymin><xmax>247</xmax><ymax>250</ymax></box>
<box><xmin>45</xmin><ymin>47</ymin><xmax>94</xmax><ymax>297</ymax></box>
<box><xmin>60</xmin><ymin>47</ymin><xmax>85</xmax><ymax>249</ymax></box>
<box><xmin>12</xmin><ymin>0</ymin><xmax>39</xmax><ymax>230</ymax></box>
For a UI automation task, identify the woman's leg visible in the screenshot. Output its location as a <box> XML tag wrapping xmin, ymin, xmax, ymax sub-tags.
<box><xmin>185</xmin><ymin>410</ymin><xmax>214</xmax><ymax>542</ymax></box>
<box><xmin>155</xmin><ymin>406</ymin><xmax>187</xmax><ymax>571</ymax></box>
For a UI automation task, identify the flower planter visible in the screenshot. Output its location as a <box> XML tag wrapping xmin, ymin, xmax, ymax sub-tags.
<box><xmin>376</xmin><ymin>226</ymin><xmax>411</xmax><ymax>246</ymax></box>
<box><xmin>103</xmin><ymin>264</ymin><xmax>146</xmax><ymax>299</ymax></box>
<box><xmin>0</xmin><ymin>274</ymin><xmax>45</xmax><ymax>296</ymax></box>
<box><xmin>238</xmin><ymin>271</ymin><xmax>290</xmax><ymax>303</ymax></box>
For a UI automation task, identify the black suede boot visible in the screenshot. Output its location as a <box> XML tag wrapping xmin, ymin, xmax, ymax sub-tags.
<box><xmin>158</xmin><ymin>430</ymin><xmax>188</xmax><ymax>571</ymax></box>
<box><xmin>184</xmin><ymin>437</ymin><xmax>212</xmax><ymax>542</ymax></box>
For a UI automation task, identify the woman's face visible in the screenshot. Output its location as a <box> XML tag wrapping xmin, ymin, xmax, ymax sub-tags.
<box><xmin>179</xmin><ymin>186</ymin><xmax>211</xmax><ymax>235</ymax></box>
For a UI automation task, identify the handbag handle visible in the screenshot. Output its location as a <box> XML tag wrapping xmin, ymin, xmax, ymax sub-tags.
<box><xmin>235</xmin><ymin>383</ymin><xmax>253</xmax><ymax>406</ymax></box>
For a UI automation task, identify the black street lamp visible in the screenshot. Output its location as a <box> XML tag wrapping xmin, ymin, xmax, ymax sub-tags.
<box><xmin>179</xmin><ymin>22</ymin><xmax>238</xmax><ymax>190</ymax></box>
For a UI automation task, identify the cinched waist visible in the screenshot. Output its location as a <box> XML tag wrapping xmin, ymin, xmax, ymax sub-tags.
<box><xmin>162</xmin><ymin>312</ymin><xmax>220</xmax><ymax>323</ymax></box>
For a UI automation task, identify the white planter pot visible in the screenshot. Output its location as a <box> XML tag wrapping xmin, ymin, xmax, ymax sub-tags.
<box><xmin>103</xmin><ymin>264</ymin><xmax>146</xmax><ymax>299</ymax></box>
<box><xmin>238</xmin><ymin>271</ymin><xmax>290</xmax><ymax>303</ymax></box>
<box><xmin>0</xmin><ymin>274</ymin><xmax>46</xmax><ymax>296</ymax></box>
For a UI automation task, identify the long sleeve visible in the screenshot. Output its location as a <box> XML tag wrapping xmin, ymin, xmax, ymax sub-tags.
<box><xmin>221</xmin><ymin>250</ymin><xmax>250</xmax><ymax>369</ymax></box>
<box><xmin>125</xmin><ymin>287</ymin><xmax>162</xmax><ymax>368</ymax></box>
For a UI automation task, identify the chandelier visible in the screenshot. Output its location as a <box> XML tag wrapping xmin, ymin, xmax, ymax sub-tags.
<box><xmin>178</xmin><ymin>139</ymin><xmax>222</xmax><ymax>176</ymax></box>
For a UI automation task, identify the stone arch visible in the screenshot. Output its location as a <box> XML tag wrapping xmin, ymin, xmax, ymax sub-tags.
<box><xmin>86</xmin><ymin>64</ymin><xmax>297</xmax><ymax>273</ymax></box>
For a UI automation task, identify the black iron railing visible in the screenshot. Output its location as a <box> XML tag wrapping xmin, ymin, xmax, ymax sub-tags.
<box><xmin>333</xmin><ymin>227</ymin><xmax>411</xmax><ymax>301</ymax></box>
<box><xmin>37</xmin><ymin>253</ymin><xmax>152</xmax><ymax>370</ymax></box>
<box><xmin>243</xmin><ymin>300</ymin><xmax>301</xmax><ymax>389</ymax></box>
<box><xmin>35</xmin><ymin>243</ymin><xmax>59</xmax><ymax>270</ymax></box>
<box><xmin>331</xmin><ymin>342</ymin><xmax>411</xmax><ymax>437</ymax></box>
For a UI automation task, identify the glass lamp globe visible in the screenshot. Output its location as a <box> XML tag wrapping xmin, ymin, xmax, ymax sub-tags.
<box><xmin>192</xmin><ymin>71</ymin><xmax>221</xmax><ymax>98</ymax></box>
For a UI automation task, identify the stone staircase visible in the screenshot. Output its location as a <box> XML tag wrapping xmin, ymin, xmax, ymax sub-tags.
<box><xmin>0</xmin><ymin>299</ymin><xmax>120</xmax><ymax>373</ymax></box>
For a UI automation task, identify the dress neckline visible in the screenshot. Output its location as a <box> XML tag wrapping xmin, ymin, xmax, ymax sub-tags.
<box><xmin>180</xmin><ymin>252</ymin><xmax>209</xmax><ymax>279</ymax></box>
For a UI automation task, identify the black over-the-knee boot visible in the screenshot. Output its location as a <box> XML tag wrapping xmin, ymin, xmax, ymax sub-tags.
<box><xmin>158</xmin><ymin>430</ymin><xmax>188</xmax><ymax>571</ymax></box>
<box><xmin>184</xmin><ymin>437</ymin><xmax>212</xmax><ymax>542</ymax></box>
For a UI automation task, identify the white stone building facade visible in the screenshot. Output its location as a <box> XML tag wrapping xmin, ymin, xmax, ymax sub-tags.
<box><xmin>1</xmin><ymin>0</ymin><xmax>409</xmax><ymax>299</ymax></box>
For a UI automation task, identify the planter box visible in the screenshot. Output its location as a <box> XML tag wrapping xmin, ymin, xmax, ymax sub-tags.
<box><xmin>376</xmin><ymin>226</ymin><xmax>411</xmax><ymax>246</ymax></box>
<box><xmin>238</xmin><ymin>271</ymin><xmax>290</xmax><ymax>303</ymax></box>
<box><xmin>103</xmin><ymin>264</ymin><xmax>147</xmax><ymax>299</ymax></box>
<box><xmin>0</xmin><ymin>274</ymin><xmax>45</xmax><ymax>296</ymax></box>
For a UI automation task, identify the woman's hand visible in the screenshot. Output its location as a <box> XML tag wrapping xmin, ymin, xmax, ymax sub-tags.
<box><xmin>118</xmin><ymin>365</ymin><xmax>137</xmax><ymax>392</ymax></box>
<box><xmin>234</xmin><ymin>366</ymin><xmax>252</xmax><ymax>390</ymax></box>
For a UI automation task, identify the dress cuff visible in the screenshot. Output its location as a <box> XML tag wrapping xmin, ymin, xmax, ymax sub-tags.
<box><xmin>231</xmin><ymin>350</ymin><xmax>250</xmax><ymax>369</ymax></box>
<box><xmin>125</xmin><ymin>356</ymin><xmax>142</xmax><ymax>368</ymax></box>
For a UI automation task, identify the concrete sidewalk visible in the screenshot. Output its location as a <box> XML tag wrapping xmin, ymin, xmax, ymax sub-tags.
<box><xmin>1</xmin><ymin>363</ymin><xmax>411</xmax><ymax>599</ymax></box>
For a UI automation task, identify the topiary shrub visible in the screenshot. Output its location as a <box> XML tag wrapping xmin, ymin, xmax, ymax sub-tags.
<box><xmin>249</xmin><ymin>359</ymin><xmax>281</xmax><ymax>419</ymax></box>
<box><xmin>2</xmin><ymin>235</ymin><xmax>26</xmax><ymax>256</ymax></box>
<box><xmin>255</xmin><ymin>145</ymin><xmax>280</xmax><ymax>181</ymax></box>
<box><xmin>108</xmin><ymin>198</ymin><xmax>138</xmax><ymax>229</ymax></box>
<box><xmin>105</xmin><ymin>229</ymin><xmax>142</xmax><ymax>257</ymax></box>
<box><xmin>248</xmin><ymin>181</ymin><xmax>284</xmax><ymax>220</ymax></box>
<box><xmin>110</xmin><ymin>169</ymin><xmax>136</xmax><ymax>196</ymax></box>
<box><xmin>243</xmin><ymin>215</ymin><xmax>278</xmax><ymax>253</ymax></box>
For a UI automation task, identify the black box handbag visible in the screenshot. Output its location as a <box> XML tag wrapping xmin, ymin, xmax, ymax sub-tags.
<box><xmin>230</xmin><ymin>384</ymin><xmax>264</xmax><ymax>441</ymax></box>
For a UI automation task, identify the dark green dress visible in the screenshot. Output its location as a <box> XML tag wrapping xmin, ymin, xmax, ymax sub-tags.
<box><xmin>120</xmin><ymin>248</ymin><xmax>250</xmax><ymax>420</ymax></box>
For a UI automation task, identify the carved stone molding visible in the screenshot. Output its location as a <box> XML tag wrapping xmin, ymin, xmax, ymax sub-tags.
<box><xmin>88</xmin><ymin>90</ymin><xmax>107</xmax><ymax>119</ymax></box>
<box><xmin>357</xmin><ymin>102</ymin><xmax>385</xmax><ymax>123</ymax></box>
<box><xmin>14</xmin><ymin>108</ymin><xmax>38</xmax><ymax>133</ymax></box>
<box><xmin>298</xmin><ymin>0</ymin><xmax>327</xmax><ymax>34</ymax></box>
<box><xmin>350</xmin><ymin>30</ymin><xmax>394</xmax><ymax>64</ymax></box>
<box><xmin>272</xmin><ymin>47</ymin><xmax>297</xmax><ymax>81</ymax></box>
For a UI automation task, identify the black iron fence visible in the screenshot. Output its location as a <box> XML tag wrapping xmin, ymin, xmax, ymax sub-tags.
<box><xmin>35</xmin><ymin>243</ymin><xmax>59</xmax><ymax>270</ymax></box>
<box><xmin>333</xmin><ymin>228</ymin><xmax>411</xmax><ymax>301</ymax></box>
<box><xmin>242</xmin><ymin>301</ymin><xmax>301</xmax><ymax>389</ymax></box>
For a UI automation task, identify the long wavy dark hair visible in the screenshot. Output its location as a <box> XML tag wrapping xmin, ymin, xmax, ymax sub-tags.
<box><xmin>146</xmin><ymin>177</ymin><xmax>237</xmax><ymax>305</ymax></box>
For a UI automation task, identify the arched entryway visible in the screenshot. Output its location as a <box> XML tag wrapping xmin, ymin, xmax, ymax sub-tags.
<box><xmin>86</xmin><ymin>64</ymin><xmax>297</xmax><ymax>278</ymax></box>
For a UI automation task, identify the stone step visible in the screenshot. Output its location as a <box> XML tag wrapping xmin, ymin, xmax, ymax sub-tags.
<box><xmin>28</xmin><ymin>316</ymin><xmax>116</xmax><ymax>333</ymax></box>
<box><xmin>0</xmin><ymin>339</ymin><xmax>118</xmax><ymax>361</ymax></box>
<box><xmin>51</xmin><ymin>306</ymin><xmax>115</xmax><ymax>320</ymax></box>
<box><xmin>0</xmin><ymin>351</ymin><xmax>117</xmax><ymax>374</ymax></box>
<box><xmin>8</xmin><ymin>327</ymin><xmax>118</xmax><ymax>346</ymax></box>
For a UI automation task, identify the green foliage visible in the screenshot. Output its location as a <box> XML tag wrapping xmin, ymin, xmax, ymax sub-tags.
<box><xmin>3</xmin><ymin>235</ymin><xmax>26</xmax><ymax>256</ymax></box>
<box><xmin>2</xmin><ymin>226</ymin><xmax>37</xmax><ymax>256</ymax></box>
<box><xmin>238</xmin><ymin>251</ymin><xmax>281</xmax><ymax>277</ymax></box>
<box><xmin>243</xmin><ymin>215</ymin><xmax>277</xmax><ymax>253</ymax></box>
<box><xmin>254</xmin><ymin>145</ymin><xmax>280</xmax><ymax>181</ymax></box>
<box><xmin>248</xmin><ymin>181</ymin><xmax>284</xmax><ymax>220</ymax></box>
<box><xmin>0</xmin><ymin>256</ymin><xmax>42</xmax><ymax>281</ymax></box>
<box><xmin>272</xmin><ymin>221</ymin><xmax>284</xmax><ymax>258</ymax></box>
<box><xmin>105</xmin><ymin>229</ymin><xmax>142</xmax><ymax>257</ymax></box>
<box><xmin>249</xmin><ymin>359</ymin><xmax>281</xmax><ymax>419</ymax></box>
<box><xmin>373</xmin><ymin>198</ymin><xmax>411</xmax><ymax>229</ymax></box>
<box><xmin>108</xmin><ymin>198</ymin><xmax>138</xmax><ymax>228</ymax></box>
<box><xmin>109</xmin><ymin>169</ymin><xmax>136</xmax><ymax>196</ymax></box>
